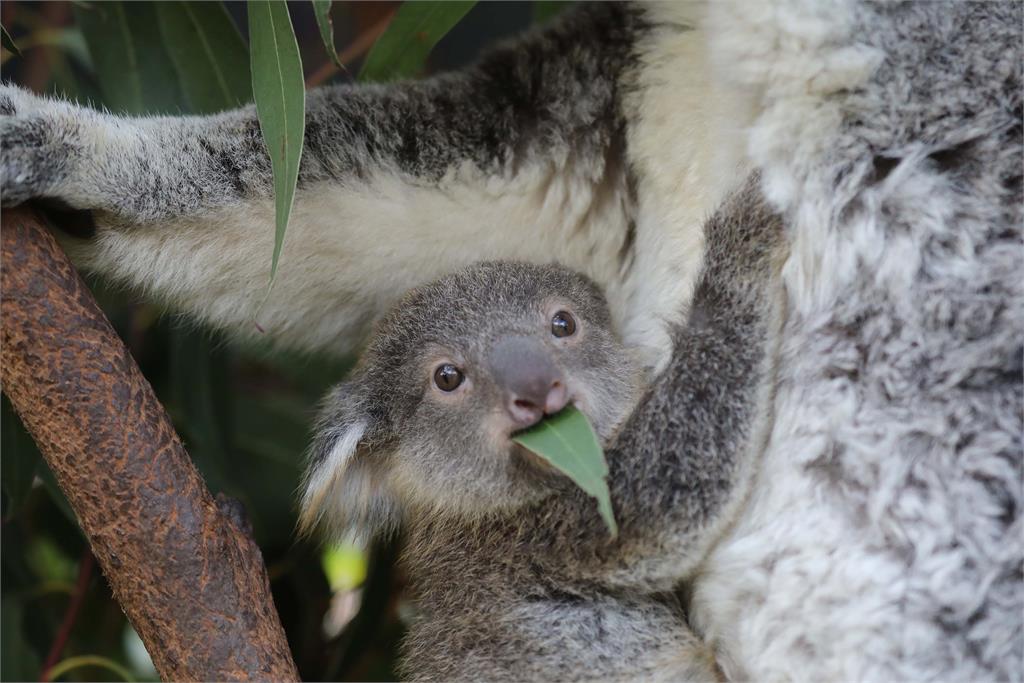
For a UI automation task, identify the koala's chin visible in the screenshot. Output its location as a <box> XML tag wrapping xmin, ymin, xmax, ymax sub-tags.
<box><xmin>388</xmin><ymin>439</ymin><xmax>571</xmax><ymax>524</ymax></box>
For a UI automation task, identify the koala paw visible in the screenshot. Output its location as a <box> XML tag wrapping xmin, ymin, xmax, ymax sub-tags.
<box><xmin>0</xmin><ymin>85</ymin><xmax>78</xmax><ymax>207</ymax></box>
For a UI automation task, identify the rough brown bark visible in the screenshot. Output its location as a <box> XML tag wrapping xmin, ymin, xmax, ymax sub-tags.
<box><xmin>1</xmin><ymin>207</ymin><xmax>300</xmax><ymax>682</ymax></box>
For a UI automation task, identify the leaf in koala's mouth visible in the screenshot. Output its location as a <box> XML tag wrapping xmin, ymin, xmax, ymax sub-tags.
<box><xmin>512</xmin><ymin>406</ymin><xmax>617</xmax><ymax>538</ymax></box>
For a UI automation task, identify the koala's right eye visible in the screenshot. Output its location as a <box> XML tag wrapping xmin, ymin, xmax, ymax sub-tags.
<box><xmin>433</xmin><ymin>364</ymin><xmax>464</xmax><ymax>392</ymax></box>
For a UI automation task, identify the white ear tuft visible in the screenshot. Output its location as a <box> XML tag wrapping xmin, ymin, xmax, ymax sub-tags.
<box><xmin>298</xmin><ymin>420</ymin><xmax>367</xmax><ymax>536</ymax></box>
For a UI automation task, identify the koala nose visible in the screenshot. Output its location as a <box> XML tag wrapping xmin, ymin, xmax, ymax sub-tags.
<box><xmin>509</xmin><ymin>380</ymin><xmax>568</xmax><ymax>426</ymax></box>
<box><xmin>488</xmin><ymin>336</ymin><xmax>569</xmax><ymax>428</ymax></box>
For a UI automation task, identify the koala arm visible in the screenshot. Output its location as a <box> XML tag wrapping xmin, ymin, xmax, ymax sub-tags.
<box><xmin>559</xmin><ymin>181</ymin><xmax>786</xmax><ymax>590</ymax></box>
<box><xmin>0</xmin><ymin>3</ymin><xmax>641</xmax><ymax>355</ymax></box>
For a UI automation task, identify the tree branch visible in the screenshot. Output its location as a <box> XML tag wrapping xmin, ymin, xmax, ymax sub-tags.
<box><xmin>0</xmin><ymin>207</ymin><xmax>299</xmax><ymax>682</ymax></box>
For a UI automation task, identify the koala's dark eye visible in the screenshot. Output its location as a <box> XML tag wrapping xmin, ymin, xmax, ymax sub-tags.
<box><xmin>551</xmin><ymin>311</ymin><xmax>577</xmax><ymax>338</ymax></box>
<box><xmin>433</xmin><ymin>364</ymin><xmax>464</xmax><ymax>391</ymax></box>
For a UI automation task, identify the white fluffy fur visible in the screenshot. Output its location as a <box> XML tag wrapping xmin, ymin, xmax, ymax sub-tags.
<box><xmin>623</xmin><ymin>1</ymin><xmax>757</xmax><ymax>372</ymax></box>
<box><xmin>74</xmin><ymin>154</ymin><xmax>669</xmax><ymax>362</ymax></box>
<box><xmin>690</xmin><ymin>1</ymin><xmax>1022</xmax><ymax>680</ymax></box>
<box><xmin>299</xmin><ymin>420</ymin><xmax>366</xmax><ymax>533</ymax></box>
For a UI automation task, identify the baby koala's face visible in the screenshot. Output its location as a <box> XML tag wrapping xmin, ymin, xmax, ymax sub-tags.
<box><xmin>300</xmin><ymin>262</ymin><xmax>642</xmax><ymax>539</ymax></box>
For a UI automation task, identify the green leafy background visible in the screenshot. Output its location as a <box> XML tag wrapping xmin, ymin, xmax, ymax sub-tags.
<box><xmin>0</xmin><ymin>1</ymin><xmax>570</xmax><ymax>680</ymax></box>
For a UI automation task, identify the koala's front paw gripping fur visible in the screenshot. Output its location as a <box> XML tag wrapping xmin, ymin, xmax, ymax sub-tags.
<box><xmin>0</xmin><ymin>85</ymin><xmax>80</xmax><ymax>208</ymax></box>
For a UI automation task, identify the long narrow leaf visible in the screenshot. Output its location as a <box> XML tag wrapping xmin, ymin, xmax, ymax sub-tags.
<box><xmin>313</xmin><ymin>0</ymin><xmax>344</xmax><ymax>70</ymax></box>
<box><xmin>359</xmin><ymin>1</ymin><xmax>476</xmax><ymax>83</ymax></box>
<box><xmin>512</xmin><ymin>406</ymin><xmax>618</xmax><ymax>537</ymax></box>
<box><xmin>156</xmin><ymin>1</ymin><xmax>251</xmax><ymax>114</ymax></box>
<box><xmin>248</xmin><ymin>0</ymin><xmax>305</xmax><ymax>283</ymax></box>
<box><xmin>73</xmin><ymin>2</ymin><xmax>183</xmax><ymax>115</ymax></box>
<box><xmin>1</xmin><ymin>23</ymin><xmax>20</xmax><ymax>56</ymax></box>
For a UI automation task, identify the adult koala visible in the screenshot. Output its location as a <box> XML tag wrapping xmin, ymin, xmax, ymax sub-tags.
<box><xmin>1</xmin><ymin>1</ymin><xmax>1020</xmax><ymax>679</ymax></box>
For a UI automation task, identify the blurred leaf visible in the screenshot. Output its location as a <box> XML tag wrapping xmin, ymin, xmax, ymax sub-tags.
<box><xmin>321</xmin><ymin>543</ymin><xmax>367</xmax><ymax>592</ymax></box>
<box><xmin>512</xmin><ymin>406</ymin><xmax>618</xmax><ymax>537</ymax></box>
<box><xmin>324</xmin><ymin>538</ymin><xmax>401</xmax><ymax>680</ymax></box>
<box><xmin>1</xmin><ymin>599</ymin><xmax>40</xmax><ymax>682</ymax></box>
<box><xmin>359</xmin><ymin>1</ymin><xmax>476</xmax><ymax>83</ymax></box>
<box><xmin>46</xmin><ymin>654</ymin><xmax>135</xmax><ymax>682</ymax></box>
<box><xmin>2</xmin><ymin>23</ymin><xmax>22</xmax><ymax>56</ymax></box>
<box><xmin>312</xmin><ymin>0</ymin><xmax>343</xmax><ymax>70</ymax></box>
<box><xmin>2</xmin><ymin>396</ymin><xmax>41</xmax><ymax>517</ymax></box>
<box><xmin>11</xmin><ymin>27</ymin><xmax>91</xmax><ymax>68</ymax></box>
<box><xmin>532</xmin><ymin>1</ymin><xmax>571</xmax><ymax>24</ymax></box>
<box><xmin>47</xmin><ymin>42</ymin><xmax>104</xmax><ymax>107</ymax></box>
<box><xmin>230</xmin><ymin>392</ymin><xmax>309</xmax><ymax>547</ymax></box>
<box><xmin>156</xmin><ymin>1</ymin><xmax>252</xmax><ymax>114</ymax></box>
<box><xmin>532</xmin><ymin>0</ymin><xmax>573</xmax><ymax>24</ymax></box>
<box><xmin>73</xmin><ymin>2</ymin><xmax>184</xmax><ymax>115</ymax></box>
<box><xmin>247</xmin><ymin>0</ymin><xmax>305</xmax><ymax>283</ymax></box>
<box><xmin>233</xmin><ymin>395</ymin><xmax>310</xmax><ymax>461</ymax></box>
<box><xmin>45</xmin><ymin>27</ymin><xmax>91</xmax><ymax>68</ymax></box>
<box><xmin>26</xmin><ymin>537</ymin><xmax>77</xmax><ymax>583</ymax></box>
<box><xmin>168</xmin><ymin>330</ymin><xmax>233</xmax><ymax>493</ymax></box>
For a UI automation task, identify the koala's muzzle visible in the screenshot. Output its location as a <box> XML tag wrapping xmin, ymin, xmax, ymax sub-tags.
<box><xmin>488</xmin><ymin>336</ymin><xmax>568</xmax><ymax>427</ymax></box>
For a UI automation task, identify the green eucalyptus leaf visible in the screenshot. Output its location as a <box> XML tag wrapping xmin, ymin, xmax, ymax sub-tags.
<box><xmin>156</xmin><ymin>1</ymin><xmax>251</xmax><ymax>114</ymax></box>
<box><xmin>74</xmin><ymin>2</ymin><xmax>184</xmax><ymax>115</ymax></box>
<box><xmin>313</xmin><ymin>0</ymin><xmax>344</xmax><ymax>70</ymax></box>
<box><xmin>167</xmin><ymin>329</ymin><xmax>233</xmax><ymax>493</ymax></box>
<box><xmin>359</xmin><ymin>1</ymin><xmax>476</xmax><ymax>83</ymax></box>
<box><xmin>1</xmin><ymin>23</ymin><xmax>21</xmax><ymax>56</ymax></box>
<box><xmin>512</xmin><ymin>406</ymin><xmax>617</xmax><ymax>537</ymax></box>
<box><xmin>247</xmin><ymin>0</ymin><xmax>305</xmax><ymax>283</ymax></box>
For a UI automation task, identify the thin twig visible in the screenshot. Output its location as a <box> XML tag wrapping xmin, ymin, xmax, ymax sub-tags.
<box><xmin>40</xmin><ymin>550</ymin><xmax>95</xmax><ymax>682</ymax></box>
<box><xmin>305</xmin><ymin>8</ymin><xmax>396</xmax><ymax>88</ymax></box>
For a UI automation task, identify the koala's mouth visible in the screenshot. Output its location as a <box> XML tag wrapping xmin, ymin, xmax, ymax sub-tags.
<box><xmin>508</xmin><ymin>399</ymin><xmax>591</xmax><ymax>476</ymax></box>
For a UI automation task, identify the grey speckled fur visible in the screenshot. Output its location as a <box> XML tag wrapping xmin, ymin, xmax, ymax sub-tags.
<box><xmin>0</xmin><ymin>3</ymin><xmax>640</xmax><ymax>220</ymax></box>
<box><xmin>691</xmin><ymin>2</ymin><xmax>1023</xmax><ymax>680</ymax></box>
<box><xmin>393</xmin><ymin>179</ymin><xmax>784</xmax><ymax>681</ymax></box>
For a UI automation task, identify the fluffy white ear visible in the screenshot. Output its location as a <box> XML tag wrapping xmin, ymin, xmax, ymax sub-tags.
<box><xmin>297</xmin><ymin>381</ymin><xmax>401</xmax><ymax>541</ymax></box>
<box><xmin>298</xmin><ymin>419</ymin><xmax>368</xmax><ymax>536</ymax></box>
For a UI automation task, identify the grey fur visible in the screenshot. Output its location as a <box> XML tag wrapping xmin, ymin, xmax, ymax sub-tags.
<box><xmin>724</xmin><ymin>2</ymin><xmax>1023</xmax><ymax>678</ymax></box>
<box><xmin>0</xmin><ymin>3</ymin><xmax>641</xmax><ymax>221</ymax></box>
<box><xmin>303</xmin><ymin>178</ymin><xmax>783</xmax><ymax>680</ymax></box>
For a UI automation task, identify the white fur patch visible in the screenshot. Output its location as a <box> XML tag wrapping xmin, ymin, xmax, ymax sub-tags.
<box><xmin>690</xmin><ymin>2</ymin><xmax>1022</xmax><ymax>680</ymax></box>
<box><xmin>624</xmin><ymin>2</ymin><xmax>757</xmax><ymax>372</ymax></box>
<box><xmin>299</xmin><ymin>420</ymin><xmax>366</xmax><ymax>534</ymax></box>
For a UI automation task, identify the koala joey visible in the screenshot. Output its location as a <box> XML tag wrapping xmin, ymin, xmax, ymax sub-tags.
<box><xmin>299</xmin><ymin>261</ymin><xmax>644</xmax><ymax>539</ymax></box>
<box><xmin>301</xmin><ymin>179</ymin><xmax>784</xmax><ymax>681</ymax></box>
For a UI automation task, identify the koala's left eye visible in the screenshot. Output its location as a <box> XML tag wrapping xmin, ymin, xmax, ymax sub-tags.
<box><xmin>551</xmin><ymin>311</ymin><xmax>577</xmax><ymax>338</ymax></box>
<box><xmin>434</xmin><ymin>363</ymin><xmax>464</xmax><ymax>391</ymax></box>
